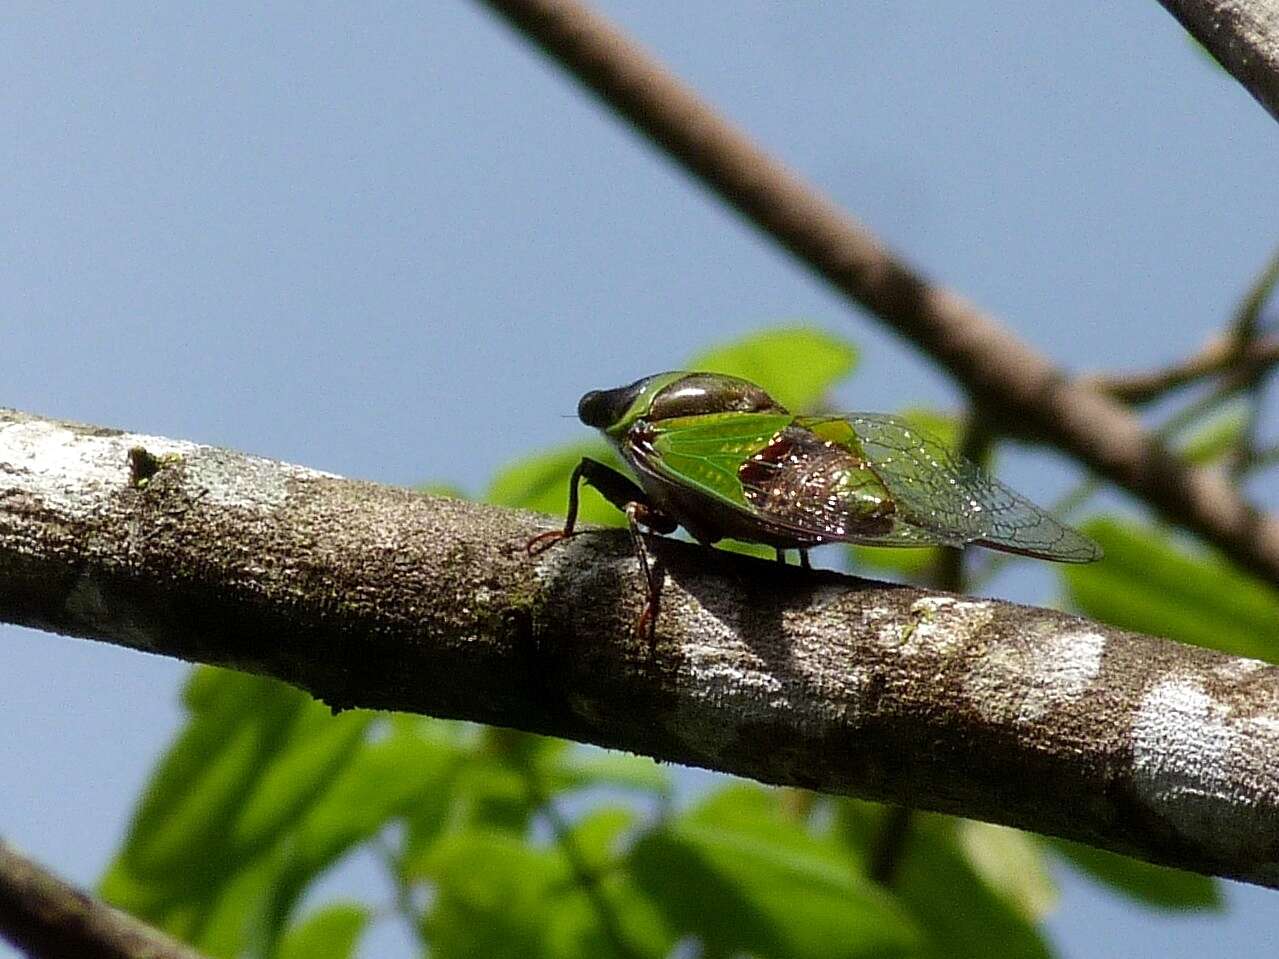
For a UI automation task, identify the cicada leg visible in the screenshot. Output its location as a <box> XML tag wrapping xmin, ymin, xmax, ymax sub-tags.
<box><xmin>525</xmin><ymin>458</ymin><xmax>676</xmax><ymax>646</ymax></box>
<box><xmin>772</xmin><ymin>548</ymin><xmax>813</xmax><ymax>570</ymax></box>
<box><xmin>527</xmin><ymin>457</ymin><xmax>670</xmax><ymax>552</ymax></box>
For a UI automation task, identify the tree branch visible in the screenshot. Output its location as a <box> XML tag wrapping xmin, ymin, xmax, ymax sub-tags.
<box><xmin>2</xmin><ymin>408</ymin><xmax>1278</xmax><ymax>889</ymax></box>
<box><xmin>1084</xmin><ymin>333</ymin><xmax>1279</xmax><ymax>403</ymax></box>
<box><xmin>1156</xmin><ymin>0</ymin><xmax>1279</xmax><ymax>123</ymax></box>
<box><xmin>0</xmin><ymin>839</ymin><xmax>209</xmax><ymax>959</ymax></box>
<box><xmin>474</xmin><ymin>0</ymin><xmax>1279</xmax><ymax>588</ymax></box>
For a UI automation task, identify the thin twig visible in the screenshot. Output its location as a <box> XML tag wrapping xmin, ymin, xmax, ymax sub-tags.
<box><xmin>1084</xmin><ymin>335</ymin><xmax>1279</xmax><ymax>404</ymax></box>
<box><xmin>1227</xmin><ymin>247</ymin><xmax>1279</xmax><ymax>475</ymax></box>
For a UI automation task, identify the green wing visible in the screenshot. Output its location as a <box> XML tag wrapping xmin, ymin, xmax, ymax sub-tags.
<box><xmin>802</xmin><ymin>413</ymin><xmax>1102</xmax><ymax>563</ymax></box>
<box><xmin>646</xmin><ymin>412</ymin><xmax>794</xmax><ymax>508</ymax></box>
<box><xmin>642</xmin><ymin>412</ymin><xmax>902</xmax><ymax>540</ymax></box>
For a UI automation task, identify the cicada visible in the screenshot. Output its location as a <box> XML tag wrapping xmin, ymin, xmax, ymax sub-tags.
<box><xmin>529</xmin><ymin>371</ymin><xmax>1101</xmax><ymax>634</ymax></box>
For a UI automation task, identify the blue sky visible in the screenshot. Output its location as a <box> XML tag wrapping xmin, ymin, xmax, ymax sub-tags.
<box><xmin>3</xmin><ymin>3</ymin><xmax>1278</xmax><ymax>956</ymax></box>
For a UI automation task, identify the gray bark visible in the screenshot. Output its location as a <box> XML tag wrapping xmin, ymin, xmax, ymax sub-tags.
<box><xmin>2</xmin><ymin>407</ymin><xmax>1278</xmax><ymax>889</ymax></box>
<box><xmin>1158</xmin><ymin>0</ymin><xmax>1279</xmax><ymax>122</ymax></box>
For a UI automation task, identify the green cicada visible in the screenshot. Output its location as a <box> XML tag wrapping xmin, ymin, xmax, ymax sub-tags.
<box><xmin>529</xmin><ymin>371</ymin><xmax>1101</xmax><ymax>633</ymax></box>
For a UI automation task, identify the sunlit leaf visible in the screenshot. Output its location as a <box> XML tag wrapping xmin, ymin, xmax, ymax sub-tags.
<box><xmin>274</xmin><ymin>903</ymin><xmax>370</xmax><ymax>959</ymax></box>
<box><xmin>107</xmin><ymin>674</ymin><xmax>305</xmax><ymax>890</ymax></box>
<box><xmin>485</xmin><ymin>440</ymin><xmax>623</xmax><ymax>526</ymax></box>
<box><xmin>417</xmin><ymin>482</ymin><xmax>468</xmax><ymax>499</ymax></box>
<box><xmin>1174</xmin><ymin>404</ymin><xmax>1247</xmax><ymax>465</ymax></box>
<box><xmin>546</xmin><ymin>747</ymin><xmax>671</xmax><ymax>797</ymax></box>
<box><xmin>230</xmin><ymin>704</ymin><xmax>373</xmax><ymax>856</ymax></box>
<box><xmin>417</xmin><ymin>830</ymin><xmax>573</xmax><ymax>959</ymax></box>
<box><xmin>629</xmin><ymin>785</ymin><xmax>919</xmax><ymax>959</ymax></box>
<box><xmin>686</xmin><ymin>326</ymin><xmax>858</xmax><ymax>412</ymax></box>
<box><xmin>956</xmin><ymin>821</ymin><xmax>1057</xmax><ymax>921</ymax></box>
<box><xmin>1062</xmin><ymin>518</ymin><xmax>1279</xmax><ymax>662</ymax></box>
<box><xmin>834</xmin><ymin>804</ymin><xmax>1052</xmax><ymax>959</ymax></box>
<box><xmin>1048</xmin><ymin>838</ymin><xmax>1222</xmax><ymax>911</ymax></box>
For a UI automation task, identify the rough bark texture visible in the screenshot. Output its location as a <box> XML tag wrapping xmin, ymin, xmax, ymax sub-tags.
<box><xmin>474</xmin><ymin>0</ymin><xmax>1279</xmax><ymax>589</ymax></box>
<box><xmin>1158</xmin><ymin>0</ymin><xmax>1279</xmax><ymax>122</ymax></box>
<box><xmin>0</xmin><ymin>840</ymin><xmax>209</xmax><ymax>959</ymax></box>
<box><xmin>2</xmin><ymin>408</ymin><xmax>1278</xmax><ymax>890</ymax></box>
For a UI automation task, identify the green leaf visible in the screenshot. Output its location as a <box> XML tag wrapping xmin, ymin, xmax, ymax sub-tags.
<box><xmin>834</xmin><ymin>804</ymin><xmax>1052</xmax><ymax>959</ymax></box>
<box><xmin>261</xmin><ymin>722</ymin><xmax>463</xmax><ymax>943</ymax></box>
<box><xmin>1062</xmin><ymin>517</ymin><xmax>1279</xmax><ymax>662</ymax></box>
<box><xmin>417</xmin><ymin>482</ymin><xmax>468</xmax><ymax>499</ymax></box>
<box><xmin>420</xmin><ymin>824</ymin><xmax>672</xmax><ymax>959</ymax></box>
<box><xmin>274</xmin><ymin>903</ymin><xmax>370</xmax><ymax>959</ymax></box>
<box><xmin>629</xmin><ymin>785</ymin><xmax>919</xmax><ymax>959</ymax></box>
<box><xmin>1174</xmin><ymin>404</ymin><xmax>1247</xmax><ymax>465</ymax></box>
<box><xmin>230</xmin><ymin>704</ymin><xmax>373</xmax><ymax>856</ymax></box>
<box><xmin>686</xmin><ymin>326</ymin><xmax>858</xmax><ymax>412</ymax></box>
<box><xmin>106</xmin><ymin>673</ymin><xmax>306</xmax><ymax>892</ymax></box>
<box><xmin>955</xmin><ymin>821</ymin><xmax>1056</xmax><ymax>921</ymax></box>
<box><xmin>485</xmin><ymin>440</ymin><xmax>624</xmax><ymax>526</ymax></box>
<box><xmin>545</xmin><ymin>747</ymin><xmax>671</xmax><ymax>797</ymax></box>
<box><xmin>418</xmin><ymin>830</ymin><xmax>570</xmax><ymax>959</ymax></box>
<box><xmin>1048</xmin><ymin>838</ymin><xmax>1222</xmax><ymax>911</ymax></box>
<box><xmin>191</xmin><ymin>849</ymin><xmax>284</xmax><ymax>959</ymax></box>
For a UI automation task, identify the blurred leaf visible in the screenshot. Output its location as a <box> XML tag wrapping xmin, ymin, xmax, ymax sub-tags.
<box><xmin>686</xmin><ymin>326</ymin><xmax>858</xmax><ymax>412</ymax></box>
<box><xmin>418</xmin><ymin>830</ymin><xmax>587</xmax><ymax>959</ymax></box>
<box><xmin>852</xmin><ymin>542</ymin><xmax>943</xmax><ymax>576</ymax></box>
<box><xmin>106</xmin><ymin>674</ymin><xmax>305</xmax><ymax>892</ymax></box>
<box><xmin>230</xmin><ymin>704</ymin><xmax>373</xmax><ymax>855</ymax></box>
<box><xmin>546</xmin><ymin>747</ymin><xmax>671</xmax><ymax>797</ymax></box>
<box><xmin>191</xmin><ymin>850</ymin><xmax>283</xmax><ymax>959</ymax></box>
<box><xmin>629</xmin><ymin>785</ymin><xmax>919</xmax><ymax>959</ymax></box>
<box><xmin>834</xmin><ymin>804</ymin><xmax>1052</xmax><ymax>959</ymax></box>
<box><xmin>1063</xmin><ymin>517</ymin><xmax>1279</xmax><ymax>662</ymax></box>
<box><xmin>1174</xmin><ymin>404</ymin><xmax>1247</xmax><ymax>465</ymax></box>
<box><xmin>956</xmin><ymin>821</ymin><xmax>1056</xmax><ymax>921</ymax></box>
<box><xmin>274</xmin><ymin>903</ymin><xmax>370</xmax><ymax>959</ymax></box>
<box><xmin>1048</xmin><ymin>838</ymin><xmax>1222</xmax><ymax>911</ymax></box>
<box><xmin>263</xmin><ymin>722</ymin><xmax>463</xmax><ymax>943</ymax></box>
<box><xmin>715</xmin><ymin>538</ymin><xmax>776</xmax><ymax>561</ymax></box>
<box><xmin>486</xmin><ymin>440</ymin><xmax>623</xmax><ymax>527</ymax></box>
<box><xmin>418</xmin><ymin>482</ymin><xmax>468</xmax><ymax>499</ymax></box>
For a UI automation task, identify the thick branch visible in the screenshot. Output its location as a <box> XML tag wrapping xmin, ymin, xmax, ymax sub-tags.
<box><xmin>475</xmin><ymin>0</ymin><xmax>1279</xmax><ymax>588</ymax></box>
<box><xmin>1157</xmin><ymin>0</ymin><xmax>1279</xmax><ymax>122</ymax></box>
<box><xmin>1</xmin><ymin>409</ymin><xmax>1277</xmax><ymax>889</ymax></box>
<box><xmin>0</xmin><ymin>840</ymin><xmax>208</xmax><ymax>959</ymax></box>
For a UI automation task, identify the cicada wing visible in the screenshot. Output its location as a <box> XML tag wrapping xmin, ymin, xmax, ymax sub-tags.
<box><xmin>842</xmin><ymin>413</ymin><xmax>1102</xmax><ymax>563</ymax></box>
<box><xmin>643</xmin><ymin>413</ymin><xmax>917</xmax><ymax>543</ymax></box>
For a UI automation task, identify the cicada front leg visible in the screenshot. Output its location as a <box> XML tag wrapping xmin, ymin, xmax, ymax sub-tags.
<box><xmin>526</xmin><ymin>457</ymin><xmax>676</xmax><ymax>645</ymax></box>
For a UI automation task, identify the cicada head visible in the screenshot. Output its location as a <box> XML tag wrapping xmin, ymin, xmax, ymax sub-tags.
<box><xmin>578</xmin><ymin>371</ymin><xmax>785</xmax><ymax>437</ymax></box>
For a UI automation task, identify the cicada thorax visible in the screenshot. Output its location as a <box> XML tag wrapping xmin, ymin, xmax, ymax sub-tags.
<box><xmin>738</xmin><ymin>424</ymin><xmax>896</xmax><ymax>539</ymax></box>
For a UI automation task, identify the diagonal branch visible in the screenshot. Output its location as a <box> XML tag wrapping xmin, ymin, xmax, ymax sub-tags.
<box><xmin>1156</xmin><ymin>0</ymin><xmax>1279</xmax><ymax>123</ymax></box>
<box><xmin>2</xmin><ymin>408</ymin><xmax>1277</xmax><ymax>889</ymax></box>
<box><xmin>474</xmin><ymin>0</ymin><xmax>1279</xmax><ymax>587</ymax></box>
<box><xmin>0</xmin><ymin>839</ymin><xmax>209</xmax><ymax>959</ymax></box>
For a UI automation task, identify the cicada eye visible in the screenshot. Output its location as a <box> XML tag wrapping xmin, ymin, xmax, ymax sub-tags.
<box><xmin>577</xmin><ymin>375</ymin><xmax>658</xmax><ymax>429</ymax></box>
<box><xmin>648</xmin><ymin>373</ymin><xmax>783</xmax><ymax>420</ymax></box>
<box><xmin>577</xmin><ymin>389</ymin><xmax>620</xmax><ymax>428</ymax></box>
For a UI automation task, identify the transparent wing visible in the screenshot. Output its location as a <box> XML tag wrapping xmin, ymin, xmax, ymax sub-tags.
<box><xmin>843</xmin><ymin>413</ymin><xmax>1101</xmax><ymax>563</ymax></box>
